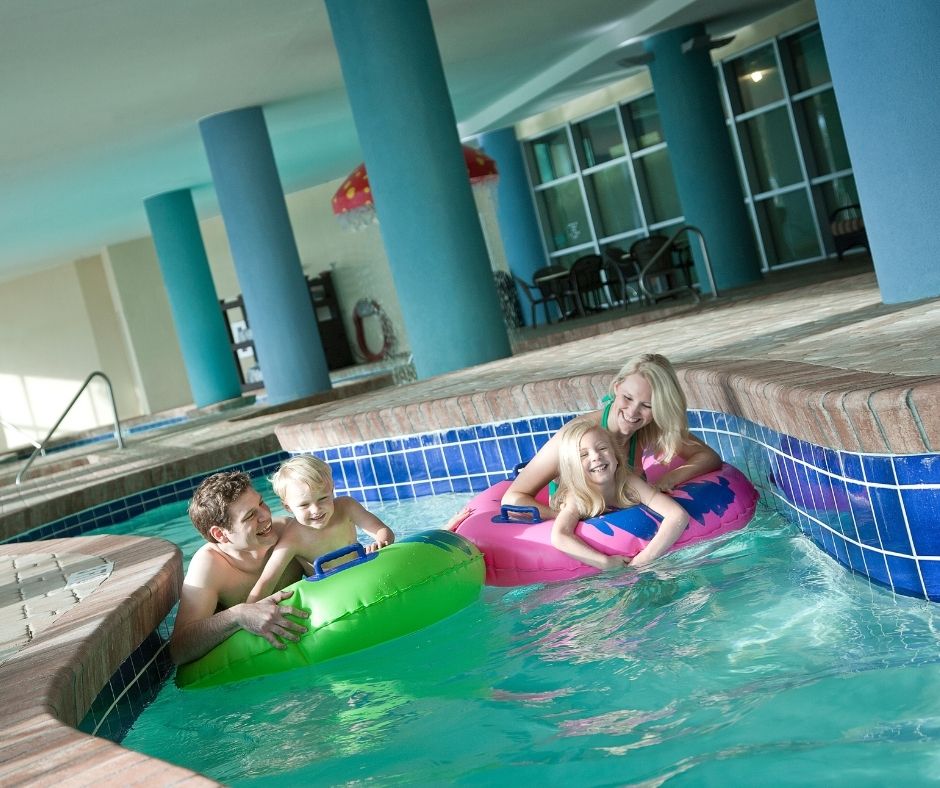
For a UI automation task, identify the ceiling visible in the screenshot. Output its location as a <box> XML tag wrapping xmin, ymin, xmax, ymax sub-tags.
<box><xmin>0</xmin><ymin>0</ymin><xmax>794</xmax><ymax>282</ymax></box>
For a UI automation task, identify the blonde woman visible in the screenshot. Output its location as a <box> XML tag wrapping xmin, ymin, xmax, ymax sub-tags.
<box><xmin>503</xmin><ymin>353</ymin><xmax>720</xmax><ymax>520</ymax></box>
<box><xmin>551</xmin><ymin>417</ymin><xmax>689</xmax><ymax>570</ymax></box>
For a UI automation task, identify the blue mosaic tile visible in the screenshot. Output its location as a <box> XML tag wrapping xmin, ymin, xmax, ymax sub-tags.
<box><xmin>847</xmin><ymin>485</ymin><xmax>879</xmax><ymax>548</ymax></box>
<box><xmin>861</xmin><ymin>454</ymin><xmax>895</xmax><ymax>485</ymax></box>
<box><xmin>443</xmin><ymin>429</ymin><xmax>459</xmax><ymax>443</ymax></box>
<box><xmin>515</xmin><ymin>434</ymin><xmax>537</xmax><ymax>464</ymax></box>
<box><xmin>395</xmin><ymin>483</ymin><xmax>413</xmax><ymax>499</ymax></box>
<box><xmin>425</xmin><ymin>447</ymin><xmax>447</xmax><ymax>478</ymax></box>
<box><xmin>546</xmin><ymin>415</ymin><xmax>565</xmax><ymax>431</ymax></box>
<box><xmin>461</xmin><ymin>443</ymin><xmax>485</xmax><ymax>475</ymax></box>
<box><xmin>412</xmin><ymin>481</ymin><xmax>432</xmax><ymax>498</ymax></box>
<box><xmin>918</xmin><ymin>561</ymin><xmax>940</xmax><ymax>602</ymax></box>
<box><xmin>386</xmin><ymin>438</ymin><xmax>402</xmax><ymax>452</ymax></box>
<box><xmin>696</xmin><ymin>411</ymin><xmax>716</xmax><ymax>432</ymax></box>
<box><xmin>457</xmin><ymin>427</ymin><xmax>476</xmax><ymax>442</ymax></box>
<box><xmin>529</xmin><ymin>416</ymin><xmax>547</xmax><ymax>432</ymax></box>
<box><xmin>405</xmin><ymin>451</ymin><xmax>428</xmax><ymax>481</ymax></box>
<box><xmin>474</xmin><ymin>424</ymin><xmax>495</xmax><ymax>439</ymax></box>
<box><xmin>902</xmin><ymin>488</ymin><xmax>940</xmax><ymax>555</ymax></box>
<box><xmin>838</xmin><ymin>452</ymin><xmax>863</xmax><ymax>482</ymax></box>
<box><xmin>479</xmin><ymin>439</ymin><xmax>504</xmax><ymax>473</ymax></box>
<box><xmin>378</xmin><ymin>486</ymin><xmax>399</xmax><ymax>502</ymax></box>
<box><xmin>687</xmin><ymin>410</ymin><xmax>703</xmax><ymax>430</ymax></box>
<box><xmin>497</xmin><ymin>437</ymin><xmax>521</xmax><ymax>469</ymax></box>
<box><xmin>431</xmin><ymin>480</ymin><xmax>453</xmax><ymax>496</ymax></box>
<box><xmin>842</xmin><ymin>541</ymin><xmax>866</xmax><ymax>574</ymax></box>
<box><xmin>828</xmin><ymin>531</ymin><xmax>851</xmax><ymax>567</ymax></box>
<box><xmin>442</xmin><ymin>445</ymin><xmax>466</xmax><ymax>476</ymax></box>
<box><xmin>870</xmin><ymin>487</ymin><xmax>915</xmax><ymax>555</ymax></box>
<box><xmin>371</xmin><ymin>455</ymin><xmax>393</xmax><ymax>486</ymax></box>
<box><xmin>356</xmin><ymin>457</ymin><xmax>377</xmax><ymax>489</ymax></box>
<box><xmin>388</xmin><ymin>452</ymin><xmax>410</xmax><ymax>483</ymax></box>
<box><xmin>354</xmin><ymin>443</ymin><xmax>369</xmax><ymax>457</ymax></box>
<box><xmin>451</xmin><ymin>477</ymin><xmax>472</xmax><ymax>493</ymax></box>
<box><xmin>894</xmin><ymin>454</ymin><xmax>940</xmax><ymax>486</ymax></box>
<box><xmin>885</xmin><ymin>555</ymin><xmax>924</xmax><ymax>598</ymax></box>
<box><xmin>363</xmin><ymin>487</ymin><xmax>380</xmax><ymax>503</ymax></box>
<box><xmin>512</xmin><ymin>419</ymin><xmax>533</xmax><ymax>435</ymax></box>
<box><xmin>495</xmin><ymin>422</ymin><xmax>514</xmax><ymax>437</ymax></box>
<box><xmin>340</xmin><ymin>460</ymin><xmax>360</xmax><ymax>488</ymax></box>
<box><xmin>404</xmin><ymin>436</ymin><xmax>421</xmax><ymax>450</ymax></box>
<box><xmin>469</xmin><ymin>475</ymin><xmax>490</xmax><ymax>492</ymax></box>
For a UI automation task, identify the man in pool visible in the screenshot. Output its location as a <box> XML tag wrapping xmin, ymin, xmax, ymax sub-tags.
<box><xmin>169</xmin><ymin>470</ymin><xmax>310</xmax><ymax>665</ymax></box>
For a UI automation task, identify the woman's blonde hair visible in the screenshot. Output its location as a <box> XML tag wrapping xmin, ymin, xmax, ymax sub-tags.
<box><xmin>271</xmin><ymin>455</ymin><xmax>334</xmax><ymax>501</ymax></box>
<box><xmin>553</xmin><ymin>417</ymin><xmax>639</xmax><ymax>518</ymax></box>
<box><xmin>609</xmin><ymin>353</ymin><xmax>689</xmax><ymax>462</ymax></box>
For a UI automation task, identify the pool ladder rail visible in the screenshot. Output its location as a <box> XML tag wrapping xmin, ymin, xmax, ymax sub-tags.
<box><xmin>14</xmin><ymin>371</ymin><xmax>125</xmax><ymax>486</ymax></box>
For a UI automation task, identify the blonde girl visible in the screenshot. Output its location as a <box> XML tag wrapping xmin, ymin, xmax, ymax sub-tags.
<box><xmin>504</xmin><ymin>353</ymin><xmax>720</xmax><ymax>519</ymax></box>
<box><xmin>550</xmin><ymin>417</ymin><xmax>689</xmax><ymax>570</ymax></box>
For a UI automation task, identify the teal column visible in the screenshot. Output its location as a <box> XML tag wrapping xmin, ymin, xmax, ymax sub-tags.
<box><xmin>644</xmin><ymin>25</ymin><xmax>761</xmax><ymax>292</ymax></box>
<box><xmin>144</xmin><ymin>189</ymin><xmax>242</xmax><ymax>408</ymax></box>
<box><xmin>325</xmin><ymin>0</ymin><xmax>510</xmax><ymax>378</ymax></box>
<box><xmin>478</xmin><ymin>127</ymin><xmax>547</xmax><ymax>326</ymax></box>
<box><xmin>817</xmin><ymin>1</ymin><xmax>940</xmax><ymax>303</ymax></box>
<box><xmin>199</xmin><ymin>107</ymin><xmax>331</xmax><ymax>404</ymax></box>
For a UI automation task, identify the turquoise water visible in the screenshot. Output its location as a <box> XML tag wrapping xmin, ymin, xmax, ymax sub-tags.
<box><xmin>96</xmin><ymin>484</ymin><xmax>940</xmax><ymax>786</ymax></box>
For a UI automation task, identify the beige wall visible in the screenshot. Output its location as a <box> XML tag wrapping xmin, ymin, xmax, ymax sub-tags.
<box><xmin>0</xmin><ymin>258</ymin><xmax>140</xmax><ymax>450</ymax></box>
<box><xmin>103</xmin><ymin>238</ymin><xmax>192</xmax><ymax>414</ymax></box>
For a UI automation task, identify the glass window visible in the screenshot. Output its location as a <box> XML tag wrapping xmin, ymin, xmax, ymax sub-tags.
<box><xmin>635</xmin><ymin>149</ymin><xmax>682</xmax><ymax>224</ymax></box>
<box><xmin>574</xmin><ymin>110</ymin><xmax>625</xmax><ymax>168</ymax></box>
<box><xmin>797</xmin><ymin>89</ymin><xmax>851</xmax><ymax>176</ymax></box>
<box><xmin>623</xmin><ymin>94</ymin><xmax>664</xmax><ymax>150</ymax></box>
<box><xmin>529</xmin><ymin>129</ymin><xmax>575</xmax><ymax>184</ymax></box>
<box><xmin>755</xmin><ymin>190</ymin><xmax>821</xmax><ymax>265</ymax></box>
<box><xmin>535</xmin><ymin>181</ymin><xmax>592</xmax><ymax>251</ymax></box>
<box><xmin>584</xmin><ymin>163</ymin><xmax>641</xmax><ymax>237</ymax></box>
<box><xmin>738</xmin><ymin>106</ymin><xmax>803</xmax><ymax>193</ymax></box>
<box><xmin>730</xmin><ymin>45</ymin><xmax>784</xmax><ymax>113</ymax></box>
<box><xmin>818</xmin><ymin>176</ymin><xmax>859</xmax><ymax>217</ymax></box>
<box><xmin>786</xmin><ymin>26</ymin><xmax>831</xmax><ymax>92</ymax></box>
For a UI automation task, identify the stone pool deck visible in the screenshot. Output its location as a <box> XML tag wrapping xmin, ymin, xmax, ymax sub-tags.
<box><xmin>0</xmin><ymin>256</ymin><xmax>937</xmax><ymax>784</ymax></box>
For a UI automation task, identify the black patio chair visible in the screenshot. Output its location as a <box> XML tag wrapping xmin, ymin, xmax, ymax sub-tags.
<box><xmin>569</xmin><ymin>254</ymin><xmax>611</xmax><ymax>315</ymax></box>
<box><xmin>512</xmin><ymin>268</ymin><xmax>566</xmax><ymax>325</ymax></box>
<box><xmin>629</xmin><ymin>234</ymin><xmax>699</xmax><ymax>305</ymax></box>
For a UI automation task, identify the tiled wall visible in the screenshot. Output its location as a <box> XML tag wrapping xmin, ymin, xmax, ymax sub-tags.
<box><xmin>11</xmin><ymin>410</ymin><xmax>938</xmax><ymax>741</ymax></box>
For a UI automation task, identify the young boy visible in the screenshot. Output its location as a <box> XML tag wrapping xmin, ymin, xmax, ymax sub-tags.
<box><xmin>246</xmin><ymin>455</ymin><xmax>395</xmax><ymax>603</ymax></box>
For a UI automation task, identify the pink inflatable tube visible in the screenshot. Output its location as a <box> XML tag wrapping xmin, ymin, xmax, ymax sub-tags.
<box><xmin>454</xmin><ymin>461</ymin><xmax>759</xmax><ymax>586</ymax></box>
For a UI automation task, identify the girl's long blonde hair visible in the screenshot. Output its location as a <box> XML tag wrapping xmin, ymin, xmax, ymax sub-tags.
<box><xmin>553</xmin><ymin>417</ymin><xmax>639</xmax><ymax>518</ymax></box>
<box><xmin>609</xmin><ymin>353</ymin><xmax>689</xmax><ymax>462</ymax></box>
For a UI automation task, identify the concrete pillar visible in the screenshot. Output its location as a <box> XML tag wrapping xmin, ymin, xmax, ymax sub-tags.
<box><xmin>199</xmin><ymin>106</ymin><xmax>330</xmax><ymax>404</ymax></box>
<box><xmin>817</xmin><ymin>1</ymin><xmax>940</xmax><ymax>303</ymax></box>
<box><xmin>478</xmin><ymin>127</ymin><xmax>547</xmax><ymax>326</ymax></box>
<box><xmin>645</xmin><ymin>24</ymin><xmax>762</xmax><ymax>292</ymax></box>
<box><xmin>325</xmin><ymin>0</ymin><xmax>511</xmax><ymax>377</ymax></box>
<box><xmin>144</xmin><ymin>189</ymin><xmax>242</xmax><ymax>408</ymax></box>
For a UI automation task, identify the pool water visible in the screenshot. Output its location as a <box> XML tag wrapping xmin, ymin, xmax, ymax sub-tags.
<box><xmin>96</xmin><ymin>484</ymin><xmax>940</xmax><ymax>786</ymax></box>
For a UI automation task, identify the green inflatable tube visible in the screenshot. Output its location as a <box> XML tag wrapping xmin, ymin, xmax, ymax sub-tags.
<box><xmin>176</xmin><ymin>530</ymin><xmax>485</xmax><ymax>690</ymax></box>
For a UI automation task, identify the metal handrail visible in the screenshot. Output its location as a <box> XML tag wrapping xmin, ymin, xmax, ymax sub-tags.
<box><xmin>637</xmin><ymin>224</ymin><xmax>718</xmax><ymax>305</ymax></box>
<box><xmin>0</xmin><ymin>418</ymin><xmax>44</xmax><ymax>454</ymax></box>
<box><xmin>15</xmin><ymin>371</ymin><xmax>125</xmax><ymax>485</ymax></box>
